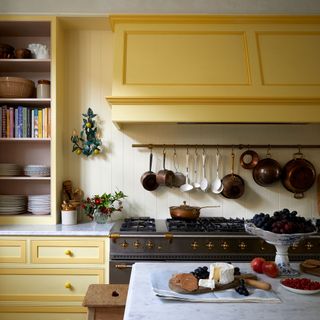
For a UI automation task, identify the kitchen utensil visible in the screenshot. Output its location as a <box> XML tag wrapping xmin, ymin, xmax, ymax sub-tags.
<box><xmin>141</xmin><ymin>151</ymin><xmax>159</xmax><ymax>191</ymax></box>
<box><xmin>281</xmin><ymin>151</ymin><xmax>316</xmax><ymax>199</ymax></box>
<box><xmin>169</xmin><ymin>201</ymin><xmax>219</xmax><ymax>219</ymax></box>
<box><xmin>200</xmin><ymin>150</ymin><xmax>208</xmax><ymax>192</ymax></box>
<box><xmin>172</xmin><ymin>149</ymin><xmax>185</xmax><ymax>188</ymax></box>
<box><xmin>221</xmin><ymin>151</ymin><xmax>245</xmax><ymax>199</ymax></box>
<box><xmin>252</xmin><ymin>147</ymin><xmax>281</xmax><ymax>186</ymax></box>
<box><xmin>212</xmin><ymin>149</ymin><xmax>223</xmax><ymax>194</ymax></box>
<box><xmin>240</xmin><ymin>149</ymin><xmax>259</xmax><ymax>169</ymax></box>
<box><xmin>156</xmin><ymin>149</ymin><xmax>174</xmax><ymax>187</ymax></box>
<box><xmin>180</xmin><ymin>151</ymin><xmax>193</xmax><ymax>192</ymax></box>
<box><xmin>193</xmin><ymin>149</ymin><xmax>201</xmax><ymax>189</ymax></box>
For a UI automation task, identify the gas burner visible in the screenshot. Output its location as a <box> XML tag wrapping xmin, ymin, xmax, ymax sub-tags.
<box><xmin>166</xmin><ymin>217</ymin><xmax>245</xmax><ymax>233</ymax></box>
<box><xmin>120</xmin><ymin>217</ymin><xmax>156</xmax><ymax>232</ymax></box>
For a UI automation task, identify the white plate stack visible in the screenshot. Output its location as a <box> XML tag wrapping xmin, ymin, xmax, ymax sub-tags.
<box><xmin>0</xmin><ymin>195</ymin><xmax>27</xmax><ymax>215</ymax></box>
<box><xmin>28</xmin><ymin>194</ymin><xmax>51</xmax><ymax>215</ymax></box>
<box><xmin>0</xmin><ymin>163</ymin><xmax>22</xmax><ymax>176</ymax></box>
<box><xmin>24</xmin><ymin>165</ymin><xmax>50</xmax><ymax>177</ymax></box>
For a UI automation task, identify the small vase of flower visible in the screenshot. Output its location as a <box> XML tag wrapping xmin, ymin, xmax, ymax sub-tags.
<box><xmin>81</xmin><ymin>191</ymin><xmax>126</xmax><ymax>224</ymax></box>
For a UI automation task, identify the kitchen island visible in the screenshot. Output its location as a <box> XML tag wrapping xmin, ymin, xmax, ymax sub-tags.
<box><xmin>124</xmin><ymin>262</ymin><xmax>320</xmax><ymax>320</ymax></box>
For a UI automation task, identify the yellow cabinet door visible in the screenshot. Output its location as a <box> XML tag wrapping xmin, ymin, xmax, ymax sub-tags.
<box><xmin>0</xmin><ymin>240</ymin><xmax>26</xmax><ymax>263</ymax></box>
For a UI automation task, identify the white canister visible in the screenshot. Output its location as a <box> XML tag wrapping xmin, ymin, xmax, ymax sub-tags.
<box><xmin>37</xmin><ymin>80</ymin><xmax>50</xmax><ymax>98</ymax></box>
<box><xmin>61</xmin><ymin>210</ymin><xmax>77</xmax><ymax>225</ymax></box>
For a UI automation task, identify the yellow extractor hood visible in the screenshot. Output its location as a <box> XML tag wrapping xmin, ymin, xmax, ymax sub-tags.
<box><xmin>106</xmin><ymin>15</ymin><xmax>320</xmax><ymax>128</ymax></box>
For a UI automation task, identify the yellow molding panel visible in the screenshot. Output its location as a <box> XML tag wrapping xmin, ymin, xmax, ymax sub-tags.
<box><xmin>0</xmin><ymin>241</ymin><xmax>26</xmax><ymax>263</ymax></box>
<box><xmin>0</xmin><ymin>306</ymin><xmax>86</xmax><ymax>313</ymax></box>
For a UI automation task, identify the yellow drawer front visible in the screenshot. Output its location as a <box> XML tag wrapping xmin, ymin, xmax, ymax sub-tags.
<box><xmin>0</xmin><ymin>269</ymin><xmax>104</xmax><ymax>301</ymax></box>
<box><xmin>0</xmin><ymin>241</ymin><xmax>26</xmax><ymax>263</ymax></box>
<box><xmin>31</xmin><ymin>240</ymin><xmax>104</xmax><ymax>264</ymax></box>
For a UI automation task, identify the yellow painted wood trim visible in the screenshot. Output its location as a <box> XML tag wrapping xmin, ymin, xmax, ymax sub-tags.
<box><xmin>58</xmin><ymin>16</ymin><xmax>110</xmax><ymax>30</ymax></box>
<box><xmin>0</xmin><ymin>294</ymin><xmax>84</xmax><ymax>302</ymax></box>
<box><xmin>0</xmin><ymin>240</ymin><xmax>26</xmax><ymax>263</ymax></box>
<box><xmin>0</xmin><ymin>306</ymin><xmax>86</xmax><ymax>313</ymax></box>
<box><xmin>31</xmin><ymin>240</ymin><xmax>105</xmax><ymax>264</ymax></box>
<box><xmin>109</xmin><ymin>14</ymin><xmax>320</xmax><ymax>31</ymax></box>
<box><xmin>106</xmin><ymin>96</ymin><xmax>320</xmax><ymax>105</ymax></box>
<box><xmin>0</xmin><ymin>268</ymin><xmax>104</xmax><ymax>277</ymax></box>
<box><xmin>0</xmin><ymin>15</ymin><xmax>56</xmax><ymax>22</ymax></box>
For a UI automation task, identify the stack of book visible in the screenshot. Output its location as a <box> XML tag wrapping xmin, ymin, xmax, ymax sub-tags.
<box><xmin>0</xmin><ymin>105</ymin><xmax>51</xmax><ymax>138</ymax></box>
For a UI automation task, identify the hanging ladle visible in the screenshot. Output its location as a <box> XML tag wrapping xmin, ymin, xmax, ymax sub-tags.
<box><xmin>193</xmin><ymin>147</ymin><xmax>201</xmax><ymax>189</ymax></box>
<box><xmin>180</xmin><ymin>148</ymin><xmax>194</xmax><ymax>192</ymax></box>
<box><xmin>200</xmin><ymin>148</ymin><xmax>209</xmax><ymax>192</ymax></box>
<box><xmin>212</xmin><ymin>147</ymin><xmax>224</xmax><ymax>194</ymax></box>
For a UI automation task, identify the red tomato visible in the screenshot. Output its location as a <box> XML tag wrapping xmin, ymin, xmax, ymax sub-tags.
<box><xmin>262</xmin><ymin>261</ymin><xmax>279</xmax><ymax>278</ymax></box>
<box><xmin>251</xmin><ymin>257</ymin><xmax>266</xmax><ymax>273</ymax></box>
<box><xmin>94</xmin><ymin>198</ymin><xmax>101</xmax><ymax>205</ymax></box>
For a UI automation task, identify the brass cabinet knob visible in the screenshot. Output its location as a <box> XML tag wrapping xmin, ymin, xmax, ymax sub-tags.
<box><xmin>221</xmin><ymin>241</ymin><xmax>229</xmax><ymax>250</ymax></box>
<box><xmin>205</xmin><ymin>241</ymin><xmax>214</xmax><ymax>250</ymax></box>
<box><xmin>65</xmin><ymin>282</ymin><xmax>72</xmax><ymax>289</ymax></box>
<box><xmin>133</xmin><ymin>240</ymin><xmax>140</xmax><ymax>248</ymax></box>
<box><xmin>64</xmin><ymin>249</ymin><xmax>72</xmax><ymax>256</ymax></box>
<box><xmin>191</xmin><ymin>241</ymin><xmax>199</xmax><ymax>250</ymax></box>
<box><xmin>146</xmin><ymin>240</ymin><xmax>154</xmax><ymax>249</ymax></box>
<box><xmin>120</xmin><ymin>241</ymin><xmax>129</xmax><ymax>249</ymax></box>
<box><xmin>238</xmin><ymin>241</ymin><xmax>247</xmax><ymax>250</ymax></box>
<box><xmin>305</xmin><ymin>241</ymin><xmax>313</xmax><ymax>250</ymax></box>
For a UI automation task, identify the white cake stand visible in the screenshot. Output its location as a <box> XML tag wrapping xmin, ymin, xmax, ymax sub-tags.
<box><xmin>245</xmin><ymin>223</ymin><xmax>317</xmax><ymax>277</ymax></box>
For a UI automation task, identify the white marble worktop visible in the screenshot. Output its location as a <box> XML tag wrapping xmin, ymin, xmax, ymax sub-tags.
<box><xmin>124</xmin><ymin>262</ymin><xmax>320</xmax><ymax>320</ymax></box>
<box><xmin>0</xmin><ymin>222</ymin><xmax>114</xmax><ymax>236</ymax></box>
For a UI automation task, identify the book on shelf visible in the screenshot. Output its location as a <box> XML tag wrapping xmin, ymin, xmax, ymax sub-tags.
<box><xmin>38</xmin><ymin>108</ymin><xmax>43</xmax><ymax>138</ymax></box>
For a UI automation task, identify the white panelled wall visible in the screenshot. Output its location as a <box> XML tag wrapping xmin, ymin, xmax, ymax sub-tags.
<box><xmin>63</xmin><ymin>29</ymin><xmax>320</xmax><ymax>221</ymax></box>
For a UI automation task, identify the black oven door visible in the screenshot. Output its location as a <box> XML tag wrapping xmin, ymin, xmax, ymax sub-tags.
<box><xmin>109</xmin><ymin>260</ymin><xmax>134</xmax><ymax>284</ymax></box>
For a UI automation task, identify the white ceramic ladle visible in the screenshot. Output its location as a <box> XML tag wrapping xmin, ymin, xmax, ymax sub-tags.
<box><xmin>180</xmin><ymin>151</ymin><xmax>194</xmax><ymax>192</ymax></box>
<box><xmin>212</xmin><ymin>151</ymin><xmax>224</xmax><ymax>194</ymax></box>
<box><xmin>193</xmin><ymin>149</ymin><xmax>201</xmax><ymax>189</ymax></box>
<box><xmin>200</xmin><ymin>151</ymin><xmax>208</xmax><ymax>192</ymax></box>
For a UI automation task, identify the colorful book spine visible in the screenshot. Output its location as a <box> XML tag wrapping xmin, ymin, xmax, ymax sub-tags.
<box><xmin>38</xmin><ymin>108</ymin><xmax>43</xmax><ymax>138</ymax></box>
<box><xmin>27</xmin><ymin>108</ymin><xmax>31</xmax><ymax>137</ymax></box>
<box><xmin>31</xmin><ymin>109</ymin><xmax>34</xmax><ymax>138</ymax></box>
<box><xmin>22</xmin><ymin>107</ymin><xmax>27</xmax><ymax>138</ymax></box>
<box><xmin>34</xmin><ymin>108</ymin><xmax>38</xmax><ymax>138</ymax></box>
<box><xmin>17</xmin><ymin>106</ymin><xmax>23</xmax><ymax>138</ymax></box>
<box><xmin>43</xmin><ymin>108</ymin><xmax>47</xmax><ymax>138</ymax></box>
<box><xmin>2</xmin><ymin>106</ymin><xmax>7</xmax><ymax>138</ymax></box>
<box><xmin>0</xmin><ymin>106</ymin><xmax>2</xmax><ymax>137</ymax></box>
<box><xmin>6</xmin><ymin>109</ymin><xmax>10</xmax><ymax>137</ymax></box>
<box><xmin>47</xmin><ymin>108</ymin><xmax>51</xmax><ymax>138</ymax></box>
<box><xmin>9</xmin><ymin>107</ymin><xmax>14</xmax><ymax>138</ymax></box>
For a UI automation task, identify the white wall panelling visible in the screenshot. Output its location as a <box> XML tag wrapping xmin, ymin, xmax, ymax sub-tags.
<box><xmin>62</xmin><ymin>29</ymin><xmax>320</xmax><ymax>222</ymax></box>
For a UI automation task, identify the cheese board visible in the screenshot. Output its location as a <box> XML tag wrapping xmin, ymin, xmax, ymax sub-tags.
<box><xmin>300</xmin><ymin>259</ymin><xmax>320</xmax><ymax>277</ymax></box>
<box><xmin>169</xmin><ymin>273</ymin><xmax>258</xmax><ymax>294</ymax></box>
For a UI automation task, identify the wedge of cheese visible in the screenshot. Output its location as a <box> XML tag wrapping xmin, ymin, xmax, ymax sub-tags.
<box><xmin>198</xmin><ymin>279</ymin><xmax>216</xmax><ymax>290</ymax></box>
<box><xmin>208</xmin><ymin>263</ymin><xmax>234</xmax><ymax>285</ymax></box>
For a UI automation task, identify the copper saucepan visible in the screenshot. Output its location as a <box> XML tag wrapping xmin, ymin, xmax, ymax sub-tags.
<box><xmin>169</xmin><ymin>201</ymin><xmax>219</xmax><ymax>219</ymax></box>
<box><xmin>281</xmin><ymin>152</ymin><xmax>316</xmax><ymax>199</ymax></box>
<box><xmin>140</xmin><ymin>151</ymin><xmax>159</xmax><ymax>191</ymax></box>
<box><xmin>156</xmin><ymin>150</ymin><xmax>174</xmax><ymax>187</ymax></box>
<box><xmin>221</xmin><ymin>151</ymin><xmax>245</xmax><ymax>199</ymax></box>
<box><xmin>252</xmin><ymin>149</ymin><xmax>281</xmax><ymax>186</ymax></box>
<box><xmin>240</xmin><ymin>150</ymin><xmax>259</xmax><ymax>169</ymax></box>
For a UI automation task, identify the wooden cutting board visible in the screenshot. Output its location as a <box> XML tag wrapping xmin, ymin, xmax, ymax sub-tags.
<box><xmin>300</xmin><ymin>260</ymin><xmax>320</xmax><ymax>277</ymax></box>
<box><xmin>169</xmin><ymin>274</ymin><xmax>257</xmax><ymax>294</ymax></box>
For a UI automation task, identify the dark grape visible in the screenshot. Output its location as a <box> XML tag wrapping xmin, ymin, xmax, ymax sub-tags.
<box><xmin>191</xmin><ymin>266</ymin><xmax>209</xmax><ymax>279</ymax></box>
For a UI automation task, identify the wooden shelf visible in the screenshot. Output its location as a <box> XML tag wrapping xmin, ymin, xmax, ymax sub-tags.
<box><xmin>0</xmin><ymin>98</ymin><xmax>51</xmax><ymax>106</ymax></box>
<box><xmin>0</xmin><ymin>59</ymin><xmax>51</xmax><ymax>72</ymax></box>
<box><xmin>0</xmin><ymin>176</ymin><xmax>50</xmax><ymax>180</ymax></box>
<box><xmin>0</xmin><ymin>138</ymin><xmax>50</xmax><ymax>142</ymax></box>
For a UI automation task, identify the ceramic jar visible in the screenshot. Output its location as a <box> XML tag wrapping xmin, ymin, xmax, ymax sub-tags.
<box><xmin>37</xmin><ymin>79</ymin><xmax>50</xmax><ymax>98</ymax></box>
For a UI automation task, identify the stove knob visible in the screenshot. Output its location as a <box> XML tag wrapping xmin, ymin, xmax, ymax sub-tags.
<box><xmin>120</xmin><ymin>240</ymin><xmax>128</xmax><ymax>249</ymax></box>
<box><xmin>291</xmin><ymin>242</ymin><xmax>299</xmax><ymax>250</ymax></box>
<box><xmin>238</xmin><ymin>241</ymin><xmax>247</xmax><ymax>250</ymax></box>
<box><xmin>133</xmin><ymin>240</ymin><xmax>140</xmax><ymax>248</ymax></box>
<box><xmin>191</xmin><ymin>241</ymin><xmax>199</xmax><ymax>250</ymax></box>
<box><xmin>260</xmin><ymin>239</ymin><xmax>265</xmax><ymax>251</ymax></box>
<box><xmin>221</xmin><ymin>241</ymin><xmax>229</xmax><ymax>250</ymax></box>
<box><xmin>146</xmin><ymin>240</ymin><xmax>154</xmax><ymax>249</ymax></box>
<box><xmin>206</xmin><ymin>241</ymin><xmax>214</xmax><ymax>250</ymax></box>
<box><xmin>305</xmin><ymin>241</ymin><xmax>313</xmax><ymax>250</ymax></box>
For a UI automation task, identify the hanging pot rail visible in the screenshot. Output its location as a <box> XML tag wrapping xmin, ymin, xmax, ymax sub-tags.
<box><xmin>132</xmin><ymin>144</ymin><xmax>320</xmax><ymax>149</ymax></box>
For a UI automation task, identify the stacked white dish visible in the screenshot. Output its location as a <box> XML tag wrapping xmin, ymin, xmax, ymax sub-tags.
<box><xmin>24</xmin><ymin>165</ymin><xmax>50</xmax><ymax>177</ymax></box>
<box><xmin>0</xmin><ymin>163</ymin><xmax>22</xmax><ymax>176</ymax></box>
<box><xmin>28</xmin><ymin>194</ymin><xmax>50</xmax><ymax>215</ymax></box>
<box><xmin>0</xmin><ymin>195</ymin><xmax>27</xmax><ymax>214</ymax></box>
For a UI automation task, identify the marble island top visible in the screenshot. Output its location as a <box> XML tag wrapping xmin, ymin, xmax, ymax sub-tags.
<box><xmin>124</xmin><ymin>262</ymin><xmax>320</xmax><ymax>320</ymax></box>
<box><xmin>0</xmin><ymin>222</ymin><xmax>114</xmax><ymax>236</ymax></box>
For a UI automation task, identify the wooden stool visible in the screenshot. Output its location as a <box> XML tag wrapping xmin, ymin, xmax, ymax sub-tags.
<box><xmin>83</xmin><ymin>284</ymin><xmax>128</xmax><ymax>320</ymax></box>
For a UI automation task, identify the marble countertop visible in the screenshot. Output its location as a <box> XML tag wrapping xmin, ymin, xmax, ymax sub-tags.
<box><xmin>124</xmin><ymin>262</ymin><xmax>320</xmax><ymax>320</ymax></box>
<box><xmin>0</xmin><ymin>222</ymin><xmax>114</xmax><ymax>236</ymax></box>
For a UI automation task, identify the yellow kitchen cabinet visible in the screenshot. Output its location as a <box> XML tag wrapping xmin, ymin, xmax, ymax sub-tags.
<box><xmin>107</xmin><ymin>15</ymin><xmax>320</xmax><ymax>126</ymax></box>
<box><xmin>0</xmin><ymin>236</ymin><xmax>109</xmax><ymax>320</ymax></box>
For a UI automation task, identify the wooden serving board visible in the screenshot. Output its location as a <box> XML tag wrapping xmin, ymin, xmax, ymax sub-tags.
<box><xmin>300</xmin><ymin>263</ymin><xmax>320</xmax><ymax>277</ymax></box>
<box><xmin>169</xmin><ymin>274</ymin><xmax>257</xmax><ymax>294</ymax></box>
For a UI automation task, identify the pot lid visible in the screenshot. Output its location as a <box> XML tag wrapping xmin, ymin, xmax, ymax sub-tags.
<box><xmin>170</xmin><ymin>201</ymin><xmax>200</xmax><ymax>210</ymax></box>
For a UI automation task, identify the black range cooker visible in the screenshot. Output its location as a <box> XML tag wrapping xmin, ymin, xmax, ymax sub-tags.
<box><xmin>109</xmin><ymin>217</ymin><xmax>320</xmax><ymax>284</ymax></box>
